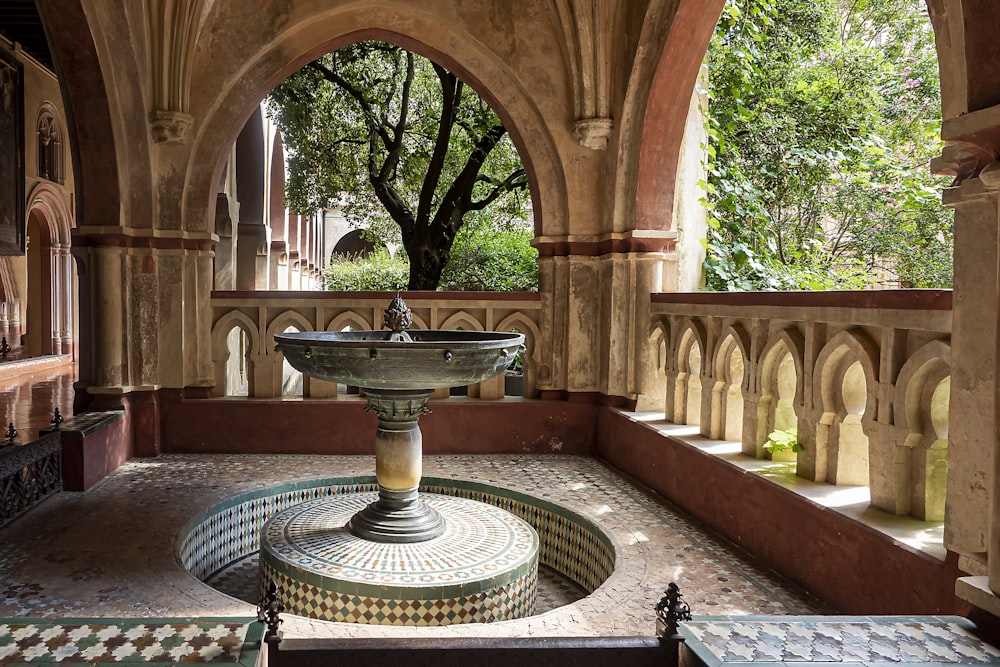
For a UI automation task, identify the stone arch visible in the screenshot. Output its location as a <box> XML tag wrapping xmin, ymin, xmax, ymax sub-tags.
<box><xmin>265</xmin><ymin>310</ymin><xmax>315</xmax><ymax>346</ymax></box>
<box><xmin>674</xmin><ymin>319</ymin><xmax>707</xmax><ymax>426</ymax></box>
<box><xmin>210</xmin><ymin>310</ymin><xmax>261</xmax><ymax>397</ymax></box>
<box><xmin>440</xmin><ymin>311</ymin><xmax>485</xmax><ymax>331</ymax></box>
<box><xmin>644</xmin><ymin>319</ymin><xmax>671</xmax><ymax>415</ymax></box>
<box><xmin>893</xmin><ymin>339</ymin><xmax>951</xmax><ymax>521</ymax></box>
<box><xmin>186</xmin><ymin>8</ymin><xmax>566</xmax><ymax>242</ymax></box>
<box><xmin>26</xmin><ymin>182</ymin><xmax>73</xmax><ymax>245</ymax></box>
<box><xmin>812</xmin><ymin>329</ymin><xmax>880</xmax><ymax>486</ymax></box>
<box><xmin>332</xmin><ymin>230</ymin><xmax>381</xmax><ymax>258</ymax></box>
<box><xmin>497</xmin><ymin>313</ymin><xmax>542</xmax><ymax>399</ymax></box>
<box><xmin>24</xmin><ymin>183</ymin><xmax>75</xmax><ymax>357</ymax></box>
<box><xmin>710</xmin><ymin>324</ymin><xmax>751</xmax><ymax>441</ymax></box>
<box><xmin>755</xmin><ymin>329</ymin><xmax>806</xmax><ymax>459</ymax></box>
<box><xmin>632</xmin><ymin>0</ymin><xmax>725</xmax><ymax>233</ymax></box>
<box><xmin>327</xmin><ymin>311</ymin><xmax>374</xmax><ymax>333</ymax></box>
<box><xmin>266</xmin><ymin>310</ymin><xmax>314</xmax><ymax>397</ymax></box>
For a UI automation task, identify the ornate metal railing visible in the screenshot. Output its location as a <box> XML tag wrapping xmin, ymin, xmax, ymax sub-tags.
<box><xmin>210</xmin><ymin>291</ymin><xmax>542</xmax><ymax>399</ymax></box>
<box><xmin>0</xmin><ymin>431</ymin><xmax>62</xmax><ymax>526</ymax></box>
<box><xmin>257</xmin><ymin>581</ymin><xmax>688</xmax><ymax>667</ymax></box>
<box><xmin>647</xmin><ymin>290</ymin><xmax>952</xmax><ymax>521</ymax></box>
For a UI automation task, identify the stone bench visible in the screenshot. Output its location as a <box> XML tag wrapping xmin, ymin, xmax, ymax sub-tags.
<box><xmin>41</xmin><ymin>410</ymin><xmax>127</xmax><ymax>491</ymax></box>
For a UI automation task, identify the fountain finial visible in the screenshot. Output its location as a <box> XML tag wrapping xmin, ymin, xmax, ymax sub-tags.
<box><xmin>384</xmin><ymin>293</ymin><xmax>413</xmax><ymax>342</ymax></box>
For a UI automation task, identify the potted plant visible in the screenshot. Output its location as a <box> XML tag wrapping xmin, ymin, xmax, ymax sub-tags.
<box><xmin>763</xmin><ymin>426</ymin><xmax>802</xmax><ymax>462</ymax></box>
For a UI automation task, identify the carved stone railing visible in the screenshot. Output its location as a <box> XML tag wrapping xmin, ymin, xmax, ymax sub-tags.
<box><xmin>647</xmin><ymin>290</ymin><xmax>952</xmax><ymax>522</ymax></box>
<box><xmin>0</xmin><ymin>432</ymin><xmax>62</xmax><ymax>527</ymax></box>
<box><xmin>210</xmin><ymin>291</ymin><xmax>542</xmax><ymax>399</ymax></box>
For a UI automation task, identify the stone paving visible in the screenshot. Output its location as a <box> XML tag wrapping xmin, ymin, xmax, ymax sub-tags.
<box><xmin>0</xmin><ymin>454</ymin><xmax>822</xmax><ymax>639</ymax></box>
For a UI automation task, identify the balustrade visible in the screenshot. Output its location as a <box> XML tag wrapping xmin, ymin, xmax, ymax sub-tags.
<box><xmin>648</xmin><ymin>290</ymin><xmax>952</xmax><ymax>522</ymax></box>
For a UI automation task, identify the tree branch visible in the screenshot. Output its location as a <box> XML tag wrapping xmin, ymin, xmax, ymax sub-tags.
<box><xmin>306</xmin><ymin>60</ymin><xmax>392</xmax><ymax>146</ymax></box>
<box><xmin>417</xmin><ymin>63</ymin><xmax>460</xmax><ymax>227</ymax></box>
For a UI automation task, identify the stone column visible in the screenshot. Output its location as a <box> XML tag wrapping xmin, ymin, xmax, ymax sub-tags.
<box><xmin>941</xmin><ymin>177</ymin><xmax>998</xmax><ymax>579</ymax></box>
<box><xmin>92</xmin><ymin>245</ymin><xmax>125</xmax><ymax>387</ymax></box>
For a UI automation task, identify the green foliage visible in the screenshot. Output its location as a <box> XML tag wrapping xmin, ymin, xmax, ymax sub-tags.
<box><xmin>438</xmin><ymin>220</ymin><xmax>538</xmax><ymax>291</ymax></box>
<box><xmin>322</xmin><ymin>249</ymin><xmax>408</xmax><ymax>291</ymax></box>
<box><xmin>267</xmin><ymin>41</ymin><xmax>533</xmax><ymax>289</ymax></box>
<box><xmin>703</xmin><ymin>0</ymin><xmax>953</xmax><ymax>290</ymax></box>
<box><xmin>763</xmin><ymin>427</ymin><xmax>803</xmax><ymax>454</ymax></box>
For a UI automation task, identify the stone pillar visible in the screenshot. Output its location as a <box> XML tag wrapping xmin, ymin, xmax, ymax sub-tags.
<box><xmin>92</xmin><ymin>245</ymin><xmax>125</xmax><ymax>387</ymax></box>
<box><xmin>236</xmin><ymin>221</ymin><xmax>267</xmax><ymax>291</ymax></box>
<box><xmin>49</xmin><ymin>246</ymin><xmax>62</xmax><ymax>354</ymax></box>
<box><xmin>213</xmin><ymin>192</ymin><xmax>236</xmax><ymax>291</ymax></box>
<box><xmin>940</xmin><ymin>178</ymin><xmax>998</xmax><ymax>581</ymax></box>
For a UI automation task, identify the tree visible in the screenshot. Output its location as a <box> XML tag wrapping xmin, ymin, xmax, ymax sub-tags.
<box><xmin>703</xmin><ymin>0</ymin><xmax>952</xmax><ymax>290</ymax></box>
<box><xmin>268</xmin><ymin>42</ymin><xmax>531</xmax><ymax>290</ymax></box>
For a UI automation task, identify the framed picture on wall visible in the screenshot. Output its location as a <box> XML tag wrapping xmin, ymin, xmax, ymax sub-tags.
<box><xmin>0</xmin><ymin>46</ymin><xmax>25</xmax><ymax>255</ymax></box>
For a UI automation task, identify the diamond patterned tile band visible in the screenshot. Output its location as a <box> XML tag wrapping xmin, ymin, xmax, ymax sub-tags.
<box><xmin>0</xmin><ymin>617</ymin><xmax>263</xmax><ymax>664</ymax></box>
<box><xmin>259</xmin><ymin>493</ymin><xmax>540</xmax><ymax>625</ymax></box>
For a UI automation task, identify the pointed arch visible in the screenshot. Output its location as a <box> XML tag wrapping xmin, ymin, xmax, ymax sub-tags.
<box><xmin>186</xmin><ymin>10</ymin><xmax>566</xmax><ymax>243</ymax></box>
<box><xmin>265</xmin><ymin>310</ymin><xmax>315</xmax><ymax>347</ymax></box>
<box><xmin>327</xmin><ymin>311</ymin><xmax>374</xmax><ymax>332</ymax></box>
<box><xmin>440</xmin><ymin>311</ymin><xmax>485</xmax><ymax>331</ymax></box>
<box><xmin>812</xmin><ymin>328</ymin><xmax>880</xmax><ymax>486</ymax></box>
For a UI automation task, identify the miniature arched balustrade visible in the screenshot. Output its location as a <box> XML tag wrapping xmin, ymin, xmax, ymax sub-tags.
<box><xmin>752</xmin><ymin>331</ymin><xmax>805</xmax><ymax>461</ymax></box>
<box><xmin>210</xmin><ymin>310</ymin><xmax>261</xmax><ymax>397</ymax></box>
<box><xmin>892</xmin><ymin>341</ymin><xmax>951</xmax><ymax>521</ymax></box>
<box><xmin>264</xmin><ymin>310</ymin><xmax>314</xmax><ymax>398</ymax></box>
<box><xmin>710</xmin><ymin>326</ymin><xmax>751</xmax><ymax>442</ymax></box>
<box><xmin>670</xmin><ymin>322</ymin><xmax>706</xmax><ymax>427</ymax></box>
<box><xmin>808</xmin><ymin>330</ymin><xmax>878</xmax><ymax>486</ymax></box>
<box><xmin>644</xmin><ymin>321</ymin><xmax>670</xmax><ymax>414</ymax></box>
<box><xmin>497</xmin><ymin>313</ymin><xmax>542</xmax><ymax>399</ymax></box>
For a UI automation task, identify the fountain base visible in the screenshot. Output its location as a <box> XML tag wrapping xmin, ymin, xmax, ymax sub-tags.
<box><xmin>346</xmin><ymin>487</ymin><xmax>446</xmax><ymax>542</ymax></box>
<box><xmin>260</xmin><ymin>492</ymin><xmax>539</xmax><ymax>625</ymax></box>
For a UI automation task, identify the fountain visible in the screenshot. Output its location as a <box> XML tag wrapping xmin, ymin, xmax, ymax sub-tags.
<box><xmin>264</xmin><ymin>296</ymin><xmax>537</xmax><ymax>625</ymax></box>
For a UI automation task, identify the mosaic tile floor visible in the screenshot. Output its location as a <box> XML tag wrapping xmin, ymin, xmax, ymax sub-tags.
<box><xmin>0</xmin><ymin>454</ymin><xmax>823</xmax><ymax>639</ymax></box>
<box><xmin>0</xmin><ymin>617</ymin><xmax>262</xmax><ymax>664</ymax></box>
<box><xmin>681</xmin><ymin>616</ymin><xmax>1000</xmax><ymax>666</ymax></box>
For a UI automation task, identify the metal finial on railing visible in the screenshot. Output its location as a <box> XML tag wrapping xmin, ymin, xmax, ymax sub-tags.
<box><xmin>0</xmin><ymin>337</ymin><xmax>10</xmax><ymax>358</ymax></box>
<box><xmin>655</xmin><ymin>582</ymin><xmax>692</xmax><ymax>641</ymax></box>
<box><xmin>51</xmin><ymin>408</ymin><xmax>64</xmax><ymax>429</ymax></box>
<box><xmin>4</xmin><ymin>422</ymin><xmax>17</xmax><ymax>445</ymax></box>
<box><xmin>257</xmin><ymin>581</ymin><xmax>283</xmax><ymax>643</ymax></box>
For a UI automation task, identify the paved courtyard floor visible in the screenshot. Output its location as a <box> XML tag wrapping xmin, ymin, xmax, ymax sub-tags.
<box><xmin>0</xmin><ymin>454</ymin><xmax>822</xmax><ymax>640</ymax></box>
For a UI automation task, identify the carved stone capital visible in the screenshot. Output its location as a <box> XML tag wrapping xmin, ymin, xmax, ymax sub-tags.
<box><xmin>149</xmin><ymin>110</ymin><xmax>193</xmax><ymax>144</ymax></box>
<box><xmin>573</xmin><ymin>117</ymin><xmax>614</xmax><ymax>150</ymax></box>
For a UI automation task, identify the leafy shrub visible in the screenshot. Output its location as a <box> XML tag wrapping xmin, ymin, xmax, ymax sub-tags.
<box><xmin>322</xmin><ymin>250</ymin><xmax>408</xmax><ymax>291</ymax></box>
<box><xmin>438</xmin><ymin>222</ymin><xmax>538</xmax><ymax>292</ymax></box>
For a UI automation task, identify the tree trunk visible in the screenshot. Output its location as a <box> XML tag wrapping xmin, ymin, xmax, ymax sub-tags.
<box><xmin>404</xmin><ymin>240</ymin><xmax>447</xmax><ymax>290</ymax></box>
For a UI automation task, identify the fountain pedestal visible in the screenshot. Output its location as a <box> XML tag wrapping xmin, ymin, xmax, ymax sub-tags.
<box><xmin>267</xmin><ymin>296</ymin><xmax>536</xmax><ymax>625</ymax></box>
<box><xmin>347</xmin><ymin>389</ymin><xmax>445</xmax><ymax>543</ymax></box>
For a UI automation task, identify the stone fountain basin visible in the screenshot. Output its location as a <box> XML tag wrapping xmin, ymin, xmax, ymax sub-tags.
<box><xmin>274</xmin><ymin>330</ymin><xmax>524</xmax><ymax>390</ymax></box>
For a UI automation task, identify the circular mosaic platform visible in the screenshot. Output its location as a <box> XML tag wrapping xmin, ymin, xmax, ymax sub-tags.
<box><xmin>259</xmin><ymin>492</ymin><xmax>540</xmax><ymax>625</ymax></box>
